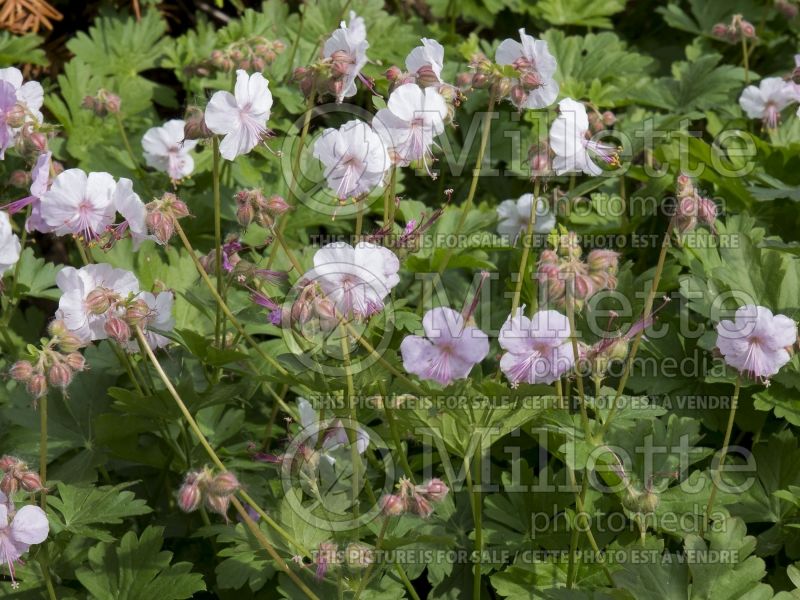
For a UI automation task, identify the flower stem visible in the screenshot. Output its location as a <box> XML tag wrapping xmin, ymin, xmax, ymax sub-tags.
<box><xmin>383</xmin><ymin>166</ymin><xmax>398</xmax><ymax>228</ymax></box>
<box><xmin>436</xmin><ymin>92</ymin><xmax>496</xmax><ymax>276</ymax></box>
<box><xmin>212</xmin><ymin>136</ymin><xmax>224</xmax><ymax>347</ymax></box>
<box><xmin>565</xmin><ymin>283</ymin><xmax>592</xmax><ymax>444</ymax></box>
<box><xmin>741</xmin><ymin>36</ymin><xmax>750</xmax><ymax>85</ymax></box>
<box><xmin>511</xmin><ymin>179</ymin><xmax>541</xmax><ymax>315</ymax></box>
<box><xmin>599</xmin><ymin>221</ymin><xmax>672</xmax><ymax>439</ymax></box>
<box><xmin>353</xmin><ymin>517</ymin><xmax>390</xmax><ymax>600</ymax></box>
<box><xmin>471</xmin><ymin>444</ymin><xmax>484</xmax><ymax>600</ymax></box>
<box><xmin>339</xmin><ymin>324</ymin><xmax>361</xmax><ymax>533</ymax></box>
<box><xmin>174</xmin><ymin>221</ymin><xmax>292</xmax><ymax>388</ymax></box>
<box><xmin>133</xmin><ymin>327</ymin><xmax>312</xmax><ymax>562</ymax></box>
<box><xmin>703</xmin><ymin>374</ymin><xmax>741</xmax><ymax>534</ymax></box>
<box><xmin>39</xmin><ymin>394</ymin><xmax>48</xmax><ymax>508</ymax></box>
<box><xmin>113</xmin><ymin>112</ymin><xmax>143</xmax><ymax>176</ymax></box>
<box><xmin>231</xmin><ymin>496</ymin><xmax>321</xmax><ymax>600</ymax></box>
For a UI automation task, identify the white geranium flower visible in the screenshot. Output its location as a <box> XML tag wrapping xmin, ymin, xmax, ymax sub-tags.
<box><xmin>55</xmin><ymin>264</ymin><xmax>140</xmax><ymax>342</ymax></box>
<box><xmin>0</xmin><ymin>67</ymin><xmax>44</xmax><ymax>124</ymax></box>
<box><xmin>496</xmin><ymin>194</ymin><xmax>556</xmax><ymax>242</ymax></box>
<box><xmin>0</xmin><ymin>211</ymin><xmax>21</xmax><ymax>276</ymax></box>
<box><xmin>323</xmin><ymin>16</ymin><xmax>369</xmax><ymax>103</ymax></box>
<box><xmin>549</xmin><ymin>98</ymin><xmax>619</xmax><ymax>176</ymax></box>
<box><xmin>204</xmin><ymin>70</ymin><xmax>273</xmax><ymax>161</ymax></box>
<box><xmin>739</xmin><ymin>77</ymin><xmax>797</xmax><ymax>129</ymax></box>
<box><xmin>39</xmin><ymin>169</ymin><xmax>117</xmax><ymax>240</ymax></box>
<box><xmin>313</xmin><ymin>119</ymin><xmax>390</xmax><ymax>201</ymax></box>
<box><xmin>114</xmin><ymin>178</ymin><xmax>156</xmax><ymax>249</ymax></box>
<box><xmin>303</xmin><ymin>241</ymin><xmax>400</xmax><ymax>320</ymax></box>
<box><xmin>124</xmin><ymin>291</ymin><xmax>175</xmax><ymax>352</ymax></box>
<box><xmin>373</xmin><ymin>83</ymin><xmax>447</xmax><ymax>172</ymax></box>
<box><xmin>142</xmin><ymin>119</ymin><xmax>198</xmax><ymax>180</ymax></box>
<box><xmin>495</xmin><ymin>29</ymin><xmax>559</xmax><ymax>110</ymax></box>
<box><xmin>405</xmin><ymin>38</ymin><xmax>445</xmax><ymax>84</ymax></box>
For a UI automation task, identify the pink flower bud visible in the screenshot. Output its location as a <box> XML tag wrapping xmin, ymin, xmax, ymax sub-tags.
<box><xmin>19</xmin><ymin>471</ymin><xmax>44</xmax><ymax>493</ymax></box>
<box><xmin>539</xmin><ymin>249</ymin><xmax>559</xmax><ymax>266</ymax></box>
<box><xmin>418</xmin><ymin>478</ymin><xmax>449</xmax><ymax>502</ymax></box>
<box><xmin>586</xmin><ymin>249</ymin><xmax>620</xmax><ymax>274</ymax></box>
<box><xmin>385</xmin><ymin>66</ymin><xmax>402</xmax><ymax>82</ymax></box>
<box><xmin>26</xmin><ymin>373</ymin><xmax>47</xmax><ymax>399</ymax></box>
<box><xmin>209</xmin><ymin>471</ymin><xmax>240</xmax><ymax>497</ymax></box>
<box><xmin>57</xmin><ymin>333</ymin><xmax>84</xmax><ymax>353</ymax></box>
<box><xmin>740</xmin><ymin>20</ymin><xmax>756</xmax><ymax>38</ymax></box>
<box><xmin>415</xmin><ymin>65</ymin><xmax>440</xmax><ymax>88</ymax></box>
<box><xmin>236</xmin><ymin>202</ymin><xmax>255</xmax><ymax>227</ymax></box>
<box><xmin>520</xmin><ymin>71</ymin><xmax>542</xmax><ymax>90</ymax></box>
<box><xmin>9</xmin><ymin>361</ymin><xmax>33</xmax><ymax>382</ymax></box>
<box><xmin>85</xmin><ymin>288</ymin><xmax>113</xmax><ymax>315</ymax></box>
<box><xmin>574</xmin><ymin>272</ymin><xmax>595</xmax><ymax>300</ymax></box>
<box><xmin>411</xmin><ymin>493</ymin><xmax>434</xmax><ymax>518</ymax></box>
<box><xmin>204</xmin><ymin>491</ymin><xmax>231</xmax><ymax>518</ymax></box>
<box><xmin>265</xmin><ymin>194</ymin><xmax>290</xmax><ymax>215</ymax></box>
<box><xmin>125</xmin><ymin>299</ymin><xmax>152</xmax><ymax>327</ymax></box>
<box><xmin>471</xmin><ymin>73</ymin><xmax>488</xmax><ymax>89</ymax></box>
<box><xmin>184</xmin><ymin>106</ymin><xmax>213</xmax><ymax>140</ymax></box>
<box><xmin>698</xmin><ymin>197</ymin><xmax>717</xmax><ymax>225</ymax></box>
<box><xmin>48</xmin><ymin>319</ymin><xmax>69</xmax><ymax>338</ymax></box>
<box><xmin>0</xmin><ymin>456</ymin><xmax>20</xmax><ymax>471</ymax></box>
<box><xmin>380</xmin><ymin>493</ymin><xmax>407</xmax><ymax>516</ymax></box>
<box><xmin>711</xmin><ymin>23</ymin><xmax>729</xmax><ymax>37</ymax></box>
<box><xmin>9</xmin><ymin>169</ymin><xmax>31</xmax><ymax>188</ymax></box>
<box><xmin>47</xmin><ymin>363</ymin><xmax>73</xmax><ymax>388</ymax></box>
<box><xmin>0</xmin><ymin>473</ymin><xmax>18</xmax><ymax>496</ymax></box>
<box><xmin>178</xmin><ymin>481</ymin><xmax>203</xmax><ymax>512</ymax></box>
<box><xmin>64</xmin><ymin>352</ymin><xmax>86</xmax><ymax>372</ymax></box>
<box><xmin>6</xmin><ymin>104</ymin><xmax>26</xmax><ymax>128</ymax></box>
<box><xmin>509</xmin><ymin>85</ymin><xmax>527</xmax><ymax>107</ymax></box>
<box><xmin>104</xmin><ymin>317</ymin><xmax>131</xmax><ymax>343</ymax></box>
<box><xmin>602</xmin><ymin>110</ymin><xmax>617</xmax><ymax>127</ymax></box>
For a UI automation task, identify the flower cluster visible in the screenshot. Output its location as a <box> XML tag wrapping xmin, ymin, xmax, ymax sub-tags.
<box><xmin>81</xmin><ymin>88</ymin><xmax>121</xmax><ymax>117</ymax></box>
<box><xmin>537</xmin><ymin>232</ymin><xmax>620</xmax><ymax>309</ymax></box>
<box><xmin>190</xmin><ymin>36</ymin><xmax>285</xmax><ymax>77</ymax></box>
<box><xmin>380</xmin><ymin>477</ymin><xmax>449</xmax><ymax>519</ymax></box>
<box><xmin>143</xmin><ymin>191</ymin><xmax>190</xmax><ymax>244</ymax></box>
<box><xmin>55</xmin><ymin>263</ymin><xmax>174</xmax><ymax>351</ymax></box>
<box><xmin>234</xmin><ymin>188</ymin><xmax>290</xmax><ymax>228</ymax></box>
<box><xmin>711</xmin><ymin>14</ymin><xmax>756</xmax><ymax>43</ymax></box>
<box><xmin>9</xmin><ymin>319</ymin><xmax>87</xmax><ymax>400</ymax></box>
<box><xmin>177</xmin><ymin>468</ymin><xmax>241</xmax><ymax>520</ymax></box>
<box><xmin>0</xmin><ymin>456</ymin><xmax>45</xmax><ymax>496</ymax></box>
<box><xmin>673</xmin><ymin>173</ymin><xmax>718</xmax><ymax>233</ymax></box>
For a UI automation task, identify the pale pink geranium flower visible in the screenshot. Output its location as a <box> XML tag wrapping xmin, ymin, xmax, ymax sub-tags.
<box><xmin>405</xmin><ymin>38</ymin><xmax>445</xmax><ymax>85</ymax></box>
<box><xmin>400</xmin><ymin>307</ymin><xmax>489</xmax><ymax>386</ymax></box>
<box><xmin>296</xmin><ymin>397</ymin><xmax>369</xmax><ymax>465</ymax></box>
<box><xmin>123</xmin><ymin>291</ymin><xmax>175</xmax><ymax>353</ymax></box>
<box><xmin>0</xmin><ymin>211</ymin><xmax>21</xmax><ymax>276</ymax></box>
<box><xmin>0</xmin><ymin>492</ymin><xmax>49</xmax><ymax>589</ymax></box>
<box><xmin>550</xmin><ymin>98</ymin><xmax>619</xmax><ymax>176</ymax></box>
<box><xmin>1</xmin><ymin>151</ymin><xmax>54</xmax><ymax>233</ymax></box>
<box><xmin>323</xmin><ymin>14</ymin><xmax>369</xmax><ymax>103</ymax></box>
<box><xmin>499</xmin><ymin>307</ymin><xmax>576</xmax><ymax>386</ymax></box>
<box><xmin>739</xmin><ymin>77</ymin><xmax>797</xmax><ymax>129</ymax></box>
<box><xmin>373</xmin><ymin>83</ymin><xmax>447</xmax><ymax>172</ymax></box>
<box><xmin>313</xmin><ymin>119</ymin><xmax>390</xmax><ymax>201</ymax></box>
<box><xmin>204</xmin><ymin>70</ymin><xmax>273</xmax><ymax>161</ymax></box>
<box><xmin>142</xmin><ymin>119</ymin><xmax>198</xmax><ymax>181</ymax></box>
<box><xmin>496</xmin><ymin>193</ymin><xmax>556</xmax><ymax>242</ymax></box>
<box><xmin>56</xmin><ymin>264</ymin><xmax>140</xmax><ymax>342</ymax></box>
<box><xmin>39</xmin><ymin>169</ymin><xmax>117</xmax><ymax>240</ymax></box>
<box><xmin>304</xmin><ymin>241</ymin><xmax>400</xmax><ymax>320</ymax></box>
<box><xmin>495</xmin><ymin>28</ymin><xmax>559</xmax><ymax>110</ymax></box>
<box><xmin>113</xmin><ymin>178</ymin><xmax>157</xmax><ymax>249</ymax></box>
<box><xmin>715</xmin><ymin>305</ymin><xmax>797</xmax><ymax>382</ymax></box>
<box><xmin>0</xmin><ymin>67</ymin><xmax>44</xmax><ymax>124</ymax></box>
<box><xmin>0</xmin><ymin>82</ymin><xmax>17</xmax><ymax>159</ymax></box>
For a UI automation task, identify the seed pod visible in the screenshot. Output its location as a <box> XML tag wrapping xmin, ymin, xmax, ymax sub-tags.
<box><xmin>47</xmin><ymin>363</ymin><xmax>73</xmax><ymax>388</ymax></box>
<box><xmin>20</xmin><ymin>471</ymin><xmax>44</xmax><ymax>493</ymax></box>
<box><xmin>209</xmin><ymin>472</ymin><xmax>240</xmax><ymax>497</ymax></box>
<box><xmin>104</xmin><ymin>317</ymin><xmax>131</xmax><ymax>343</ymax></box>
<box><xmin>64</xmin><ymin>352</ymin><xmax>86</xmax><ymax>371</ymax></box>
<box><xmin>9</xmin><ymin>361</ymin><xmax>33</xmax><ymax>382</ymax></box>
<box><xmin>380</xmin><ymin>493</ymin><xmax>407</xmax><ymax>516</ymax></box>
<box><xmin>26</xmin><ymin>373</ymin><xmax>48</xmax><ymax>399</ymax></box>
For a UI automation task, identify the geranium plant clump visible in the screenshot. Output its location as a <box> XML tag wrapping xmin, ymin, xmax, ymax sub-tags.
<box><xmin>1</xmin><ymin>1</ymin><xmax>800</xmax><ymax>598</ymax></box>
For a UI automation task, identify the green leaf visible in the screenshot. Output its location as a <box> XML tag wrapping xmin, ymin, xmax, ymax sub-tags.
<box><xmin>0</xmin><ymin>31</ymin><xmax>47</xmax><ymax>65</ymax></box>
<box><xmin>75</xmin><ymin>526</ymin><xmax>206</xmax><ymax>599</ymax></box>
<box><xmin>48</xmin><ymin>482</ymin><xmax>152</xmax><ymax>542</ymax></box>
<box><xmin>532</xmin><ymin>0</ymin><xmax>626</xmax><ymax>29</ymax></box>
<box><xmin>13</xmin><ymin>247</ymin><xmax>62</xmax><ymax>300</ymax></box>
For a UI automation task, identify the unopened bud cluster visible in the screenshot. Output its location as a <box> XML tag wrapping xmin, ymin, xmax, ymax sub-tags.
<box><xmin>711</xmin><ymin>14</ymin><xmax>756</xmax><ymax>42</ymax></box>
<box><xmin>293</xmin><ymin>50</ymin><xmax>373</xmax><ymax>101</ymax></box>
<box><xmin>537</xmin><ymin>232</ymin><xmax>620</xmax><ymax>310</ymax></box>
<box><xmin>9</xmin><ymin>320</ymin><xmax>88</xmax><ymax>401</ymax></box>
<box><xmin>312</xmin><ymin>540</ymin><xmax>374</xmax><ymax>579</ymax></box>
<box><xmin>776</xmin><ymin>0</ymin><xmax>799</xmax><ymax>20</ymax></box>
<box><xmin>81</xmin><ymin>88</ymin><xmax>122</xmax><ymax>117</ymax></box>
<box><xmin>177</xmin><ymin>467</ymin><xmax>240</xmax><ymax>520</ymax></box>
<box><xmin>289</xmin><ymin>280</ymin><xmax>339</xmax><ymax>332</ymax></box>
<box><xmin>673</xmin><ymin>173</ymin><xmax>717</xmax><ymax>234</ymax></box>
<box><xmin>0</xmin><ymin>456</ymin><xmax>45</xmax><ymax>495</ymax></box>
<box><xmin>460</xmin><ymin>52</ymin><xmax>547</xmax><ymax>110</ymax></box>
<box><xmin>144</xmin><ymin>192</ymin><xmax>190</xmax><ymax>243</ymax></box>
<box><xmin>235</xmin><ymin>188</ymin><xmax>290</xmax><ymax>229</ymax></box>
<box><xmin>188</xmin><ymin>37</ymin><xmax>285</xmax><ymax>77</ymax></box>
<box><xmin>380</xmin><ymin>477</ymin><xmax>449</xmax><ymax>519</ymax></box>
